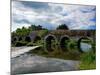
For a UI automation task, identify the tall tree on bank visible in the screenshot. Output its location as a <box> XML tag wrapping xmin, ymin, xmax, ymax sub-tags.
<box><xmin>57</xmin><ymin>24</ymin><xmax>69</xmax><ymax>30</ymax></box>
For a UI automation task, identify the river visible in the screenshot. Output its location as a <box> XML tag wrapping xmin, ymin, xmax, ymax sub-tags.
<box><xmin>80</xmin><ymin>43</ymin><xmax>92</xmax><ymax>52</ymax></box>
<box><xmin>11</xmin><ymin>53</ymin><xmax>79</xmax><ymax>74</ymax></box>
<box><xmin>11</xmin><ymin>43</ymin><xmax>91</xmax><ymax>74</ymax></box>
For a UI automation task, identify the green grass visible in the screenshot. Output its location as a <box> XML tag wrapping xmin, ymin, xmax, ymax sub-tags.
<box><xmin>79</xmin><ymin>50</ymin><xmax>96</xmax><ymax>70</ymax></box>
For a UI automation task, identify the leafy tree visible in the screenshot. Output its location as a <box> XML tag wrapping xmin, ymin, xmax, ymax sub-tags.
<box><xmin>15</xmin><ymin>26</ymin><xmax>30</xmax><ymax>37</ymax></box>
<box><xmin>15</xmin><ymin>28</ymin><xmax>22</xmax><ymax>36</ymax></box>
<box><xmin>30</xmin><ymin>25</ymin><xmax>36</xmax><ymax>30</ymax></box>
<box><xmin>57</xmin><ymin>24</ymin><xmax>69</xmax><ymax>30</ymax></box>
<box><xmin>12</xmin><ymin>24</ymin><xmax>48</xmax><ymax>38</ymax></box>
<box><xmin>37</xmin><ymin>25</ymin><xmax>42</xmax><ymax>30</ymax></box>
<box><xmin>21</xmin><ymin>27</ymin><xmax>30</xmax><ymax>36</ymax></box>
<box><xmin>28</xmin><ymin>25</ymin><xmax>43</xmax><ymax>31</ymax></box>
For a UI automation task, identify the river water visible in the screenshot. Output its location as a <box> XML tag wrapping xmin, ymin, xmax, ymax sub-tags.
<box><xmin>11</xmin><ymin>43</ymin><xmax>92</xmax><ymax>74</ymax></box>
<box><xmin>80</xmin><ymin>43</ymin><xmax>92</xmax><ymax>52</ymax></box>
<box><xmin>11</xmin><ymin>53</ymin><xmax>79</xmax><ymax>74</ymax></box>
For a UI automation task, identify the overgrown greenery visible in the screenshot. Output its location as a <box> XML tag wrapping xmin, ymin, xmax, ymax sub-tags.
<box><xmin>11</xmin><ymin>24</ymin><xmax>49</xmax><ymax>47</ymax></box>
<box><xmin>15</xmin><ymin>41</ymin><xmax>28</xmax><ymax>47</ymax></box>
<box><xmin>12</xmin><ymin>24</ymin><xmax>68</xmax><ymax>38</ymax></box>
<box><xmin>79</xmin><ymin>50</ymin><xmax>96</xmax><ymax>70</ymax></box>
<box><xmin>12</xmin><ymin>24</ymin><xmax>48</xmax><ymax>37</ymax></box>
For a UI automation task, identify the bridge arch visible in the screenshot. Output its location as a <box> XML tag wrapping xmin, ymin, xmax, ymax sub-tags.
<box><xmin>78</xmin><ymin>37</ymin><xmax>93</xmax><ymax>53</ymax></box>
<box><xmin>44</xmin><ymin>34</ymin><xmax>57</xmax><ymax>52</ymax></box>
<box><xmin>12</xmin><ymin>36</ymin><xmax>18</xmax><ymax>43</ymax></box>
<box><xmin>25</xmin><ymin>36</ymin><xmax>31</xmax><ymax>42</ymax></box>
<box><xmin>13</xmin><ymin>37</ymin><xmax>17</xmax><ymax>41</ymax></box>
<box><xmin>18</xmin><ymin>37</ymin><xmax>22</xmax><ymax>41</ymax></box>
<box><xmin>60</xmin><ymin>35</ymin><xmax>70</xmax><ymax>51</ymax></box>
<box><xmin>33</xmin><ymin>36</ymin><xmax>41</xmax><ymax>43</ymax></box>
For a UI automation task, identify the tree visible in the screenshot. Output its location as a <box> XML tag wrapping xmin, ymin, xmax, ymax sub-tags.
<box><xmin>15</xmin><ymin>26</ymin><xmax>30</xmax><ymax>37</ymax></box>
<box><xmin>37</xmin><ymin>25</ymin><xmax>42</xmax><ymax>30</ymax></box>
<box><xmin>30</xmin><ymin>25</ymin><xmax>36</xmax><ymax>31</ymax></box>
<box><xmin>56</xmin><ymin>24</ymin><xmax>69</xmax><ymax>30</ymax></box>
<box><xmin>15</xmin><ymin>28</ymin><xmax>22</xmax><ymax>36</ymax></box>
<box><xmin>29</xmin><ymin>25</ymin><xmax>43</xmax><ymax>31</ymax></box>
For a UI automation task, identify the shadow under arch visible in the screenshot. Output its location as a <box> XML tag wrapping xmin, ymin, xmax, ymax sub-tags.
<box><xmin>60</xmin><ymin>35</ymin><xmax>70</xmax><ymax>51</ymax></box>
<box><xmin>18</xmin><ymin>37</ymin><xmax>22</xmax><ymax>41</ymax></box>
<box><xmin>44</xmin><ymin>34</ymin><xmax>57</xmax><ymax>52</ymax></box>
<box><xmin>12</xmin><ymin>36</ymin><xmax>18</xmax><ymax>44</ymax></box>
<box><xmin>33</xmin><ymin>36</ymin><xmax>41</xmax><ymax>43</ymax></box>
<box><xmin>25</xmin><ymin>36</ymin><xmax>31</xmax><ymax>42</ymax></box>
<box><xmin>77</xmin><ymin>37</ymin><xmax>93</xmax><ymax>53</ymax></box>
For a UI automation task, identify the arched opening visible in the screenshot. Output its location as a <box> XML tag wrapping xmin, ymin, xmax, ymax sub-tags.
<box><xmin>11</xmin><ymin>37</ymin><xmax>18</xmax><ymax>46</ymax></box>
<box><xmin>60</xmin><ymin>35</ymin><xmax>70</xmax><ymax>51</ymax></box>
<box><xmin>34</xmin><ymin>36</ymin><xmax>41</xmax><ymax>43</ymax></box>
<box><xmin>13</xmin><ymin>37</ymin><xmax>17</xmax><ymax>42</ymax></box>
<box><xmin>12</xmin><ymin>37</ymin><xmax>17</xmax><ymax>43</ymax></box>
<box><xmin>18</xmin><ymin>37</ymin><xmax>22</xmax><ymax>41</ymax></box>
<box><xmin>25</xmin><ymin>36</ymin><xmax>31</xmax><ymax>42</ymax></box>
<box><xmin>78</xmin><ymin>37</ymin><xmax>92</xmax><ymax>53</ymax></box>
<box><xmin>44</xmin><ymin>35</ymin><xmax>56</xmax><ymax>52</ymax></box>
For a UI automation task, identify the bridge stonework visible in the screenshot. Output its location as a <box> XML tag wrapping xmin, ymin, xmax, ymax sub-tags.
<box><xmin>44</xmin><ymin>30</ymin><xmax>95</xmax><ymax>44</ymax></box>
<box><xmin>12</xmin><ymin>30</ymin><xmax>95</xmax><ymax>52</ymax></box>
<box><xmin>44</xmin><ymin>30</ymin><xmax>95</xmax><ymax>52</ymax></box>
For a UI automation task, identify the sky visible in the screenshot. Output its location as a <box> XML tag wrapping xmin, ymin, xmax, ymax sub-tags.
<box><xmin>12</xmin><ymin>1</ymin><xmax>96</xmax><ymax>31</ymax></box>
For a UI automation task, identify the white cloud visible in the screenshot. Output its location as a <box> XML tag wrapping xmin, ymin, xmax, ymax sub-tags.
<box><xmin>12</xmin><ymin>1</ymin><xmax>96</xmax><ymax>31</ymax></box>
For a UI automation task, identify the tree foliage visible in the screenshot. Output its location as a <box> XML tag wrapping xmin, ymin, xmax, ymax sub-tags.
<box><xmin>12</xmin><ymin>24</ymin><xmax>46</xmax><ymax>37</ymax></box>
<box><xmin>15</xmin><ymin>27</ymin><xmax>30</xmax><ymax>37</ymax></box>
<box><xmin>28</xmin><ymin>25</ymin><xmax>43</xmax><ymax>31</ymax></box>
<box><xmin>57</xmin><ymin>24</ymin><xmax>69</xmax><ymax>30</ymax></box>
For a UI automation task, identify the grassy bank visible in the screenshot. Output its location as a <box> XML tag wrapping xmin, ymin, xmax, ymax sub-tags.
<box><xmin>79</xmin><ymin>50</ymin><xmax>96</xmax><ymax>70</ymax></box>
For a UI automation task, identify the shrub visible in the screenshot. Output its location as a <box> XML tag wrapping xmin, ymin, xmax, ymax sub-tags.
<box><xmin>38</xmin><ymin>30</ymin><xmax>48</xmax><ymax>37</ymax></box>
<box><xmin>27</xmin><ymin>42</ymin><xmax>34</xmax><ymax>46</ymax></box>
<box><xmin>68</xmin><ymin>40</ymin><xmax>77</xmax><ymax>50</ymax></box>
<box><xmin>15</xmin><ymin>41</ymin><xmax>27</xmax><ymax>47</ymax></box>
<box><xmin>79</xmin><ymin>50</ymin><xmax>96</xmax><ymax>70</ymax></box>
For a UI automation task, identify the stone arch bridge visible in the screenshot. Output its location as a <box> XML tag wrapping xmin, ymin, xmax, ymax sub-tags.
<box><xmin>12</xmin><ymin>30</ymin><xmax>95</xmax><ymax>52</ymax></box>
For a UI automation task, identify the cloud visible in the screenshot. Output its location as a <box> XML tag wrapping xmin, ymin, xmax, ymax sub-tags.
<box><xmin>12</xmin><ymin>1</ymin><xmax>96</xmax><ymax>31</ymax></box>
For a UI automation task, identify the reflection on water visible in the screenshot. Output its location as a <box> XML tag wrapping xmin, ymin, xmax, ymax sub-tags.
<box><xmin>80</xmin><ymin>43</ymin><xmax>92</xmax><ymax>52</ymax></box>
<box><xmin>11</xmin><ymin>53</ymin><xmax>79</xmax><ymax>74</ymax></box>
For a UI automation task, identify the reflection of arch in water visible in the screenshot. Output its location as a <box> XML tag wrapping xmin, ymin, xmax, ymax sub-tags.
<box><xmin>44</xmin><ymin>34</ymin><xmax>56</xmax><ymax>52</ymax></box>
<box><xmin>60</xmin><ymin>35</ymin><xmax>70</xmax><ymax>51</ymax></box>
<box><xmin>25</xmin><ymin>36</ymin><xmax>31</xmax><ymax>42</ymax></box>
<box><xmin>78</xmin><ymin>37</ymin><xmax>92</xmax><ymax>53</ymax></box>
<box><xmin>34</xmin><ymin>36</ymin><xmax>41</xmax><ymax>43</ymax></box>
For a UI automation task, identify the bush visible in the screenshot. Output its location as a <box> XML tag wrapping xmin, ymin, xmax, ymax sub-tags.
<box><xmin>38</xmin><ymin>30</ymin><xmax>48</xmax><ymax>37</ymax></box>
<box><xmin>15</xmin><ymin>41</ymin><xmax>27</xmax><ymax>47</ymax></box>
<box><xmin>79</xmin><ymin>50</ymin><xmax>96</xmax><ymax>70</ymax></box>
<box><xmin>27</xmin><ymin>42</ymin><xmax>34</xmax><ymax>46</ymax></box>
<box><xmin>68</xmin><ymin>40</ymin><xmax>77</xmax><ymax>50</ymax></box>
